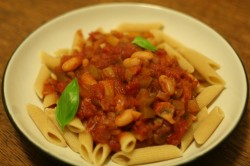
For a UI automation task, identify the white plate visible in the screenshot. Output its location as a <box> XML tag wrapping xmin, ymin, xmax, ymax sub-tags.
<box><xmin>2</xmin><ymin>3</ymin><xmax>248</xmax><ymax>166</ymax></box>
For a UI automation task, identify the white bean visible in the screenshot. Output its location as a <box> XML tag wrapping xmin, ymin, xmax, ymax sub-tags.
<box><xmin>62</xmin><ymin>56</ymin><xmax>82</xmax><ymax>72</ymax></box>
<box><xmin>131</xmin><ymin>51</ymin><xmax>154</xmax><ymax>61</ymax></box>
<box><xmin>123</xmin><ymin>57</ymin><xmax>141</xmax><ymax>68</ymax></box>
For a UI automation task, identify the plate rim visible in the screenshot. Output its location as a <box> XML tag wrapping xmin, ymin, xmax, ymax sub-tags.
<box><xmin>2</xmin><ymin>2</ymin><xmax>249</xmax><ymax>166</ymax></box>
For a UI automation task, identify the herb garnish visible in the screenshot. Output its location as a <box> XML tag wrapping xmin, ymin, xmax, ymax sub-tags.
<box><xmin>132</xmin><ymin>36</ymin><xmax>157</xmax><ymax>52</ymax></box>
<box><xmin>56</xmin><ymin>78</ymin><xmax>79</xmax><ymax>130</ymax></box>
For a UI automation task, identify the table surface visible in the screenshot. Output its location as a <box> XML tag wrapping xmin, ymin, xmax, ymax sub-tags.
<box><xmin>0</xmin><ymin>0</ymin><xmax>249</xmax><ymax>166</ymax></box>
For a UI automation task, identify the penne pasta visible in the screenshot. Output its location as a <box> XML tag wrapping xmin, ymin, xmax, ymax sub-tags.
<box><xmin>149</xmin><ymin>29</ymin><xmax>166</xmax><ymax>45</ymax></box>
<box><xmin>43</xmin><ymin>92</ymin><xmax>58</xmax><ymax>108</ymax></box>
<box><xmin>194</xmin><ymin>106</ymin><xmax>224</xmax><ymax>144</ymax></box>
<box><xmin>72</xmin><ymin>29</ymin><xmax>84</xmax><ymax>52</ymax></box>
<box><xmin>63</xmin><ymin>127</ymin><xmax>81</xmax><ymax>153</ymax></box>
<box><xmin>67</xmin><ymin>117</ymin><xmax>86</xmax><ymax>133</ymax></box>
<box><xmin>79</xmin><ymin>130</ymin><xmax>94</xmax><ymax>163</ymax></box>
<box><xmin>111</xmin><ymin>144</ymin><xmax>182</xmax><ymax>165</ymax></box>
<box><xmin>180</xmin><ymin>126</ymin><xmax>194</xmax><ymax>152</ymax></box>
<box><xmin>27</xmin><ymin>104</ymin><xmax>66</xmax><ymax>147</ymax></box>
<box><xmin>150</xmin><ymin>29</ymin><xmax>224</xmax><ymax>84</ymax></box>
<box><xmin>181</xmin><ymin>107</ymin><xmax>208</xmax><ymax>151</ymax></box>
<box><xmin>192</xmin><ymin>107</ymin><xmax>209</xmax><ymax>130</ymax></box>
<box><xmin>44</xmin><ymin>108</ymin><xmax>57</xmax><ymax>122</ymax></box>
<box><xmin>119</xmin><ymin>132</ymin><xmax>136</xmax><ymax>153</ymax></box>
<box><xmin>196</xmin><ymin>84</ymin><xmax>224</xmax><ymax>109</ymax></box>
<box><xmin>177</xmin><ymin>47</ymin><xmax>224</xmax><ymax>85</ymax></box>
<box><xmin>44</xmin><ymin>108</ymin><xmax>80</xmax><ymax>153</ymax></box>
<box><xmin>92</xmin><ymin>144</ymin><xmax>111</xmax><ymax>166</ymax></box>
<box><xmin>117</xmin><ymin>22</ymin><xmax>163</xmax><ymax>32</ymax></box>
<box><xmin>158</xmin><ymin>43</ymin><xmax>194</xmax><ymax>73</ymax></box>
<box><xmin>39</xmin><ymin>51</ymin><xmax>60</xmax><ymax>71</ymax></box>
<box><xmin>34</xmin><ymin>65</ymin><xmax>51</xmax><ymax>99</ymax></box>
<box><xmin>53</xmin><ymin>48</ymin><xmax>72</xmax><ymax>58</ymax></box>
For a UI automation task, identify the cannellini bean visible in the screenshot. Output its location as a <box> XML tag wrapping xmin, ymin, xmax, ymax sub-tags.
<box><xmin>159</xmin><ymin>75</ymin><xmax>176</xmax><ymax>95</ymax></box>
<box><xmin>82</xmin><ymin>58</ymin><xmax>89</xmax><ymax>67</ymax></box>
<box><xmin>115</xmin><ymin>109</ymin><xmax>141</xmax><ymax>127</ymax></box>
<box><xmin>106</xmin><ymin>34</ymin><xmax>119</xmax><ymax>46</ymax></box>
<box><xmin>80</xmin><ymin>72</ymin><xmax>97</xmax><ymax>85</ymax></box>
<box><xmin>123</xmin><ymin>57</ymin><xmax>141</xmax><ymax>68</ymax></box>
<box><xmin>131</xmin><ymin>51</ymin><xmax>154</xmax><ymax>61</ymax></box>
<box><xmin>62</xmin><ymin>56</ymin><xmax>82</xmax><ymax>72</ymax></box>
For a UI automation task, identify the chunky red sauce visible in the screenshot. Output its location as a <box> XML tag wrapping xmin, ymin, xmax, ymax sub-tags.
<box><xmin>43</xmin><ymin>30</ymin><xmax>200</xmax><ymax>152</ymax></box>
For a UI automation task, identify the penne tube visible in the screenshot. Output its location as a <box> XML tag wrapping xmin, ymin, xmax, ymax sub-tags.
<box><xmin>72</xmin><ymin>29</ymin><xmax>84</xmax><ymax>52</ymax></box>
<box><xmin>180</xmin><ymin>125</ymin><xmax>194</xmax><ymax>152</ymax></box>
<box><xmin>92</xmin><ymin>144</ymin><xmax>111</xmax><ymax>166</ymax></box>
<box><xmin>152</xmin><ymin>30</ymin><xmax>212</xmax><ymax>67</ymax></box>
<box><xmin>176</xmin><ymin>47</ymin><xmax>224</xmax><ymax>85</ymax></box>
<box><xmin>79</xmin><ymin>131</ymin><xmax>93</xmax><ymax>163</ymax></box>
<box><xmin>117</xmin><ymin>22</ymin><xmax>163</xmax><ymax>32</ymax></box>
<box><xmin>34</xmin><ymin>65</ymin><xmax>51</xmax><ymax>99</ymax></box>
<box><xmin>27</xmin><ymin>104</ymin><xmax>66</xmax><ymax>147</ymax></box>
<box><xmin>196</xmin><ymin>84</ymin><xmax>224</xmax><ymax>109</ymax></box>
<box><xmin>43</xmin><ymin>92</ymin><xmax>58</xmax><ymax>108</ymax></box>
<box><xmin>111</xmin><ymin>144</ymin><xmax>182</xmax><ymax>165</ymax></box>
<box><xmin>67</xmin><ymin>117</ymin><xmax>86</xmax><ymax>133</ymax></box>
<box><xmin>39</xmin><ymin>51</ymin><xmax>60</xmax><ymax>71</ymax></box>
<box><xmin>44</xmin><ymin>108</ymin><xmax>57</xmax><ymax>121</ymax></box>
<box><xmin>158</xmin><ymin>43</ymin><xmax>194</xmax><ymax>73</ymax></box>
<box><xmin>150</xmin><ymin>29</ymin><xmax>224</xmax><ymax>84</ymax></box>
<box><xmin>149</xmin><ymin>29</ymin><xmax>166</xmax><ymax>45</ymax></box>
<box><xmin>44</xmin><ymin>108</ymin><xmax>80</xmax><ymax>153</ymax></box>
<box><xmin>181</xmin><ymin>107</ymin><xmax>208</xmax><ymax>151</ymax></box>
<box><xmin>192</xmin><ymin>107</ymin><xmax>209</xmax><ymax>130</ymax></box>
<box><xmin>119</xmin><ymin>132</ymin><xmax>136</xmax><ymax>153</ymax></box>
<box><xmin>194</xmin><ymin>106</ymin><xmax>224</xmax><ymax>144</ymax></box>
<box><xmin>196</xmin><ymin>77</ymin><xmax>211</xmax><ymax>93</ymax></box>
<box><xmin>63</xmin><ymin>127</ymin><xmax>81</xmax><ymax>153</ymax></box>
<box><xmin>53</xmin><ymin>48</ymin><xmax>72</xmax><ymax>58</ymax></box>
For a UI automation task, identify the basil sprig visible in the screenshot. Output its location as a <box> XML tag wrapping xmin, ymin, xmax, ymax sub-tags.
<box><xmin>132</xmin><ymin>36</ymin><xmax>157</xmax><ymax>52</ymax></box>
<box><xmin>56</xmin><ymin>78</ymin><xmax>80</xmax><ymax>130</ymax></box>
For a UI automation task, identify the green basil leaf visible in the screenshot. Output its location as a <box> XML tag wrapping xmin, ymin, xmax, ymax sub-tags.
<box><xmin>132</xmin><ymin>36</ymin><xmax>157</xmax><ymax>52</ymax></box>
<box><xmin>56</xmin><ymin>78</ymin><xmax>79</xmax><ymax>130</ymax></box>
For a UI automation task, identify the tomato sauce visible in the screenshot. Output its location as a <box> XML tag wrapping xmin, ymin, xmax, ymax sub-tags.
<box><xmin>43</xmin><ymin>30</ymin><xmax>200</xmax><ymax>152</ymax></box>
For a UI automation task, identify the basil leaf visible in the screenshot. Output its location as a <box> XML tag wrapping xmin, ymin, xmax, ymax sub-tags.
<box><xmin>56</xmin><ymin>78</ymin><xmax>79</xmax><ymax>130</ymax></box>
<box><xmin>132</xmin><ymin>36</ymin><xmax>157</xmax><ymax>52</ymax></box>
